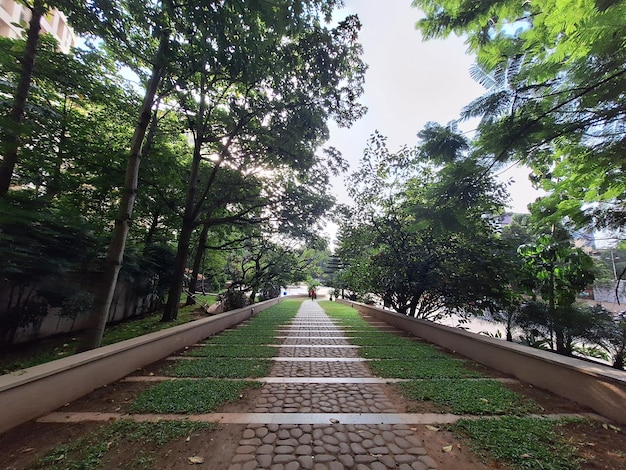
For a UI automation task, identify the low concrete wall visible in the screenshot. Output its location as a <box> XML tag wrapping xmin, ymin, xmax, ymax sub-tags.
<box><xmin>0</xmin><ymin>298</ymin><xmax>281</xmax><ymax>434</ymax></box>
<box><xmin>340</xmin><ymin>300</ymin><xmax>626</xmax><ymax>424</ymax></box>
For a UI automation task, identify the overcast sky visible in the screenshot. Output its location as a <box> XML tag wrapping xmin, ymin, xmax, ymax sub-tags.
<box><xmin>325</xmin><ymin>0</ymin><xmax>543</xmax><ymax>218</ymax></box>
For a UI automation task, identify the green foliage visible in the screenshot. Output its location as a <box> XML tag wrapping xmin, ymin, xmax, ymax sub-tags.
<box><xmin>337</xmin><ymin>125</ymin><xmax>513</xmax><ymax>318</ymax></box>
<box><xmin>453</xmin><ymin>417</ymin><xmax>582</xmax><ymax>470</ymax></box>
<box><xmin>368</xmin><ymin>359</ymin><xmax>482</xmax><ymax>379</ymax></box>
<box><xmin>358</xmin><ymin>344</ymin><xmax>460</xmax><ymax>360</ymax></box>
<box><xmin>398</xmin><ymin>379</ymin><xmax>539</xmax><ymax>415</ymax></box>
<box><xmin>413</xmin><ymin>0</ymin><xmax>626</xmax><ymax>230</ymax></box>
<box><xmin>130</xmin><ymin>379</ymin><xmax>262</xmax><ymax>414</ymax></box>
<box><xmin>166</xmin><ymin>358</ymin><xmax>272</xmax><ymax>378</ymax></box>
<box><xmin>187</xmin><ymin>344</ymin><xmax>277</xmax><ymax>358</ymax></box>
<box><xmin>35</xmin><ymin>419</ymin><xmax>217</xmax><ymax>470</ymax></box>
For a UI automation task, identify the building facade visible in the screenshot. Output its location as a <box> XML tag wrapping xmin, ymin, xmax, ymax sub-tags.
<box><xmin>0</xmin><ymin>0</ymin><xmax>76</xmax><ymax>53</ymax></box>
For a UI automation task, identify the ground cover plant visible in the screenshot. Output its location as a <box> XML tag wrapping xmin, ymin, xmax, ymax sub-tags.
<box><xmin>187</xmin><ymin>344</ymin><xmax>277</xmax><ymax>358</ymax></box>
<box><xmin>358</xmin><ymin>344</ymin><xmax>452</xmax><ymax>359</ymax></box>
<box><xmin>166</xmin><ymin>357</ymin><xmax>272</xmax><ymax>378</ymax></box>
<box><xmin>34</xmin><ymin>420</ymin><xmax>217</xmax><ymax>470</ymax></box>
<box><xmin>452</xmin><ymin>417</ymin><xmax>583</xmax><ymax>470</ymax></box>
<box><xmin>397</xmin><ymin>379</ymin><xmax>539</xmax><ymax>415</ymax></box>
<box><xmin>130</xmin><ymin>379</ymin><xmax>263</xmax><ymax>414</ymax></box>
<box><xmin>369</xmin><ymin>358</ymin><xmax>483</xmax><ymax>379</ymax></box>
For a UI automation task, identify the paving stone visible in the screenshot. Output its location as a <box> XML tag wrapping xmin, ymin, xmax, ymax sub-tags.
<box><xmin>275</xmin><ymin>445</ymin><xmax>295</xmax><ymax>454</ymax></box>
<box><xmin>411</xmin><ymin>462</ymin><xmax>428</xmax><ymax>470</ymax></box>
<box><xmin>378</xmin><ymin>455</ymin><xmax>397</xmax><ymax>468</ymax></box>
<box><xmin>373</xmin><ymin>435</ymin><xmax>386</xmax><ymax>446</ymax></box>
<box><xmin>236</xmin><ymin>445</ymin><xmax>256</xmax><ymax>454</ymax></box>
<box><xmin>354</xmin><ymin>454</ymin><xmax>377</xmax><ymax>463</ymax></box>
<box><xmin>298</xmin><ymin>456</ymin><xmax>315</xmax><ymax>469</ymax></box>
<box><xmin>361</xmin><ymin>438</ymin><xmax>375</xmax><ymax>449</ymax></box>
<box><xmin>239</xmin><ymin>438</ymin><xmax>262</xmax><ymax>446</ymax></box>
<box><xmin>418</xmin><ymin>455</ymin><xmax>438</xmax><ymax>469</ymax></box>
<box><xmin>285</xmin><ymin>462</ymin><xmax>300</xmax><ymax>470</ymax></box>
<box><xmin>322</xmin><ymin>444</ymin><xmax>340</xmax><ymax>454</ymax></box>
<box><xmin>232</xmin><ymin>454</ymin><xmax>255</xmax><ymax>463</ymax></box>
<box><xmin>277</xmin><ymin>438</ymin><xmax>299</xmax><ymax>446</ymax></box>
<box><xmin>257</xmin><ymin>455</ymin><xmax>273</xmax><ymax>468</ymax></box>
<box><xmin>313</xmin><ymin>454</ymin><xmax>337</xmax><ymax>463</ymax></box>
<box><xmin>255</xmin><ymin>427</ymin><xmax>269</xmax><ymax>437</ymax></box>
<box><xmin>274</xmin><ymin>454</ymin><xmax>296</xmax><ymax>464</ymax></box>
<box><xmin>299</xmin><ymin>434</ymin><xmax>313</xmax><ymax>445</ymax></box>
<box><xmin>241</xmin><ymin>461</ymin><xmax>257</xmax><ymax>470</ymax></box>
<box><xmin>387</xmin><ymin>443</ymin><xmax>404</xmax><ymax>454</ymax></box>
<box><xmin>338</xmin><ymin>454</ymin><xmax>354</xmax><ymax>467</ymax></box>
<box><xmin>395</xmin><ymin>454</ymin><xmax>417</xmax><ymax>464</ymax></box>
<box><xmin>296</xmin><ymin>445</ymin><xmax>313</xmax><ymax>455</ymax></box>
<box><xmin>262</xmin><ymin>433</ymin><xmax>278</xmax><ymax>444</ymax></box>
<box><xmin>328</xmin><ymin>462</ymin><xmax>344</xmax><ymax>470</ymax></box>
<box><xmin>370</xmin><ymin>446</ymin><xmax>390</xmax><ymax>455</ymax></box>
<box><xmin>257</xmin><ymin>444</ymin><xmax>274</xmax><ymax>454</ymax></box>
<box><xmin>242</xmin><ymin>429</ymin><xmax>256</xmax><ymax>439</ymax></box>
<box><xmin>370</xmin><ymin>462</ymin><xmax>388</xmax><ymax>470</ymax></box>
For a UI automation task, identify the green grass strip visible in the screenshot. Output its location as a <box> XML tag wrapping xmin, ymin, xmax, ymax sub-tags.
<box><xmin>205</xmin><ymin>332</ymin><xmax>279</xmax><ymax>345</ymax></box>
<box><xmin>397</xmin><ymin>379</ymin><xmax>539</xmax><ymax>415</ymax></box>
<box><xmin>369</xmin><ymin>359</ymin><xmax>482</xmax><ymax>379</ymax></box>
<box><xmin>453</xmin><ymin>417</ymin><xmax>582</xmax><ymax>470</ymax></box>
<box><xmin>187</xmin><ymin>344</ymin><xmax>277</xmax><ymax>358</ymax></box>
<box><xmin>35</xmin><ymin>420</ymin><xmax>216</xmax><ymax>470</ymax></box>
<box><xmin>167</xmin><ymin>358</ymin><xmax>272</xmax><ymax>378</ymax></box>
<box><xmin>359</xmin><ymin>344</ymin><xmax>450</xmax><ymax>359</ymax></box>
<box><xmin>130</xmin><ymin>379</ymin><xmax>262</xmax><ymax>414</ymax></box>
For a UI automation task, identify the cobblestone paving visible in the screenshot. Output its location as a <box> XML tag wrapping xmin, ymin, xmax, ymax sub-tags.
<box><xmin>253</xmin><ymin>383</ymin><xmax>395</xmax><ymax>413</ymax></box>
<box><xmin>279</xmin><ymin>338</ymin><xmax>351</xmax><ymax>346</ymax></box>
<box><xmin>278</xmin><ymin>347</ymin><xmax>360</xmax><ymax>358</ymax></box>
<box><xmin>269</xmin><ymin>360</ymin><xmax>372</xmax><ymax>378</ymax></box>
<box><xmin>227</xmin><ymin>300</ymin><xmax>438</xmax><ymax>470</ymax></box>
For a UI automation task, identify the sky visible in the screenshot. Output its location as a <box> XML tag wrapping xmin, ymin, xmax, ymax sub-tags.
<box><xmin>324</xmin><ymin>0</ymin><xmax>543</xmax><ymax>233</ymax></box>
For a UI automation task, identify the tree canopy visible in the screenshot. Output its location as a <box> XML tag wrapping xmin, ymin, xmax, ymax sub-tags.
<box><xmin>413</xmin><ymin>0</ymin><xmax>626</xmax><ymax>230</ymax></box>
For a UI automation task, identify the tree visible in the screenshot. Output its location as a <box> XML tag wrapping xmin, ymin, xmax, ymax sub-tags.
<box><xmin>413</xmin><ymin>0</ymin><xmax>626</xmax><ymax>230</ymax></box>
<box><xmin>160</xmin><ymin>6</ymin><xmax>366</xmax><ymax>321</ymax></box>
<box><xmin>338</xmin><ymin>124</ymin><xmax>512</xmax><ymax>318</ymax></box>
<box><xmin>0</xmin><ymin>0</ymin><xmax>46</xmax><ymax>196</ymax></box>
<box><xmin>517</xmin><ymin>229</ymin><xmax>596</xmax><ymax>355</ymax></box>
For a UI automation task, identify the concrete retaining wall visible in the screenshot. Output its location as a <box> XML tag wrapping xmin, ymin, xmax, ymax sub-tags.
<box><xmin>0</xmin><ymin>298</ymin><xmax>281</xmax><ymax>434</ymax></box>
<box><xmin>340</xmin><ymin>300</ymin><xmax>626</xmax><ymax>424</ymax></box>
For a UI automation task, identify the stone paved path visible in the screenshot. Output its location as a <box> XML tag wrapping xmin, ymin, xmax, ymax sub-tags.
<box><xmin>227</xmin><ymin>300</ymin><xmax>439</xmax><ymax>470</ymax></box>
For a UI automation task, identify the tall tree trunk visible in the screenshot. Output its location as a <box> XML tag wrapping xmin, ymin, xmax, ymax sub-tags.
<box><xmin>78</xmin><ymin>32</ymin><xmax>169</xmax><ymax>351</ymax></box>
<box><xmin>186</xmin><ymin>222</ymin><xmax>210</xmax><ymax>305</ymax></box>
<box><xmin>162</xmin><ymin>217</ymin><xmax>195</xmax><ymax>321</ymax></box>
<box><xmin>162</xmin><ymin>73</ymin><xmax>209</xmax><ymax>322</ymax></box>
<box><xmin>0</xmin><ymin>0</ymin><xmax>44</xmax><ymax>197</ymax></box>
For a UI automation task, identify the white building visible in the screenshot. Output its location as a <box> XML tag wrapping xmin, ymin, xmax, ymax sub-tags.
<box><xmin>0</xmin><ymin>0</ymin><xmax>76</xmax><ymax>53</ymax></box>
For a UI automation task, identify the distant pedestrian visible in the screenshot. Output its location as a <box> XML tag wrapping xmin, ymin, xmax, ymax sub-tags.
<box><xmin>310</xmin><ymin>289</ymin><xmax>316</xmax><ymax>300</ymax></box>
